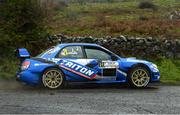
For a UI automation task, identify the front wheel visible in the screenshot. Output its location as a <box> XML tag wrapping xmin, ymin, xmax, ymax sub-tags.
<box><xmin>128</xmin><ymin>66</ymin><xmax>150</xmax><ymax>88</ymax></box>
<box><xmin>42</xmin><ymin>68</ymin><xmax>65</xmax><ymax>89</ymax></box>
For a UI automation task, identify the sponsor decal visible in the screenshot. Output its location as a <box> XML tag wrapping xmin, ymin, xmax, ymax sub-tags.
<box><xmin>61</xmin><ymin>48</ymin><xmax>78</xmax><ymax>56</ymax></box>
<box><xmin>46</xmin><ymin>58</ymin><xmax>61</xmax><ymax>63</ymax></box>
<box><xmin>99</xmin><ymin>61</ymin><xmax>119</xmax><ymax>68</ymax></box>
<box><xmin>34</xmin><ymin>63</ymin><xmax>49</xmax><ymax>66</ymax></box>
<box><xmin>60</xmin><ymin>46</ymin><xmax>81</xmax><ymax>56</ymax></box>
<box><xmin>58</xmin><ymin>60</ymin><xmax>97</xmax><ymax>80</ymax></box>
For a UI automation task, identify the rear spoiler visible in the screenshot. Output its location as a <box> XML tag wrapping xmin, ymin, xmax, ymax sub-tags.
<box><xmin>15</xmin><ymin>48</ymin><xmax>30</xmax><ymax>62</ymax></box>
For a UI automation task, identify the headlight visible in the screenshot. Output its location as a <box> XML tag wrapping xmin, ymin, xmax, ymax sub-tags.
<box><xmin>150</xmin><ymin>63</ymin><xmax>159</xmax><ymax>72</ymax></box>
<box><xmin>152</xmin><ymin>63</ymin><xmax>158</xmax><ymax>68</ymax></box>
<box><xmin>21</xmin><ymin>61</ymin><xmax>30</xmax><ymax>70</ymax></box>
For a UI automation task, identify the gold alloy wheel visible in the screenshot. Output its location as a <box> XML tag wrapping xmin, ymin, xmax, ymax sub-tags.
<box><xmin>131</xmin><ymin>69</ymin><xmax>150</xmax><ymax>87</ymax></box>
<box><xmin>42</xmin><ymin>69</ymin><xmax>63</xmax><ymax>89</ymax></box>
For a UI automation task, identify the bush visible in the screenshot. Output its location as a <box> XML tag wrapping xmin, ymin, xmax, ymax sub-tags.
<box><xmin>0</xmin><ymin>59</ymin><xmax>18</xmax><ymax>79</ymax></box>
<box><xmin>108</xmin><ymin>19</ymin><xmax>179</xmax><ymax>38</ymax></box>
<box><xmin>158</xmin><ymin>59</ymin><xmax>180</xmax><ymax>84</ymax></box>
<box><xmin>47</xmin><ymin>1</ymin><xmax>68</xmax><ymax>11</ymax></box>
<box><xmin>139</xmin><ymin>16</ymin><xmax>149</xmax><ymax>21</ymax></box>
<box><xmin>0</xmin><ymin>0</ymin><xmax>49</xmax><ymax>56</ymax></box>
<box><xmin>138</xmin><ymin>1</ymin><xmax>157</xmax><ymax>10</ymax></box>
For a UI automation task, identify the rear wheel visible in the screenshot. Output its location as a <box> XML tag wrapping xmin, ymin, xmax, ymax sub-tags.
<box><xmin>128</xmin><ymin>66</ymin><xmax>150</xmax><ymax>88</ymax></box>
<box><xmin>42</xmin><ymin>68</ymin><xmax>65</xmax><ymax>89</ymax></box>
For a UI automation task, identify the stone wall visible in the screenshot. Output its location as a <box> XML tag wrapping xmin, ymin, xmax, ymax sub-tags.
<box><xmin>46</xmin><ymin>34</ymin><xmax>180</xmax><ymax>59</ymax></box>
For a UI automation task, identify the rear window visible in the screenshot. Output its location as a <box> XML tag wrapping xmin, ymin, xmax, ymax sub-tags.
<box><xmin>36</xmin><ymin>47</ymin><xmax>55</xmax><ymax>57</ymax></box>
<box><xmin>57</xmin><ymin>46</ymin><xmax>84</xmax><ymax>59</ymax></box>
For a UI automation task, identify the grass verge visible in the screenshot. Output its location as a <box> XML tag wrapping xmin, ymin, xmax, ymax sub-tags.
<box><xmin>156</xmin><ymin>59</ymin><xmax>180</xmax><ymax>85</ymax></box>
<box><xmin>0</xmin><ymin>58</ymin><xmax>18</xmax><ymax>79</ymax></box>
<box><xmin>49</xmin><ymin>0</ymin><xmax>180</xmax><ymax>38</ymax></box>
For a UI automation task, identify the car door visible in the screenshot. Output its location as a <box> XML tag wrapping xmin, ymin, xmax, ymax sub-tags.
<box><xmin>56</xmin><ymin>45</ymin><xmax>97</xmax><ymax>81</ymax></box>
<box><xmin>84</xmin><ymin>46</ymin><xmax>119</xmax><ymax>80</ymax></box>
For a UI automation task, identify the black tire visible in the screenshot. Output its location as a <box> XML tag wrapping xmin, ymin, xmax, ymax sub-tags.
<box><xmin>42</xmin><ymin>68</ymin><xmax>65</xmax><ymax>89</ymax></box>
<box><xmin>127</xmin><ymin>66</ymin><xmax>150</xmax><ymax>88</ymax></box>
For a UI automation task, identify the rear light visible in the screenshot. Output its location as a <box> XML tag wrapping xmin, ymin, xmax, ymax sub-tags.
<box><xmin>21</xmin><ymin>61</ymin><xmax>30</xmax><ymax>70</ymax></box>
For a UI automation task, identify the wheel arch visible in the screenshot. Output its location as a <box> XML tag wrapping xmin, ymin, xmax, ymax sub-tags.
<box><xmin>41</xmin><ymin>65</ymin><xmax>65</xmax><ymax>79</ymax></box>
<box><xmin>129</xmin><ymin>63</ymin><xmax>152</xmax><ymax>81</ymax></box>
<box><xmin>41</xmin><ymin>65</ymin><xmax>66</xmax><ymax>89</ymax></box>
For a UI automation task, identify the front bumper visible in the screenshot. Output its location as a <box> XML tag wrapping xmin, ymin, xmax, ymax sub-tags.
<box><xmin>151</xmin><ymin>72</ymin><xmax>160</xmax><ymax>82</ymax></box>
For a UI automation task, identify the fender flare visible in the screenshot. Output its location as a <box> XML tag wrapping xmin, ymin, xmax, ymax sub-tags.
<box><xmin>128</xmin><ymin>63</ymin><xmax>152</xmax><ymax>82</ymax></box>
<box><xmin>41</xmin><ymin>65</ymin><xmax>66</xmax><ymax>80</ymax></box>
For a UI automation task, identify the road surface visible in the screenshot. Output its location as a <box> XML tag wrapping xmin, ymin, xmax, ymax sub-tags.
<box><xmin>0</xmin><ymin>81</ymin><xmax>180</xmax><ymax>114</ymax></box>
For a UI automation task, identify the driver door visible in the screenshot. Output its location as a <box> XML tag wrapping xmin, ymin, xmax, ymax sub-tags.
<box><xmin>56</xmin><ymin>45</ymin><xmax>97</xmax><ymax>80</ymax></box>
<box><xmin>84</xmin><ymin>46</ymin><xmax>119</xmax><ymax>80</ymax></box>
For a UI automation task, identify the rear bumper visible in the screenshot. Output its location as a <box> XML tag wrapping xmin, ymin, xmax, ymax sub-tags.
<box><xmin>16</xmin><ymin>70</ymin><xmax>41</xmax><ymax>86</ymax></box>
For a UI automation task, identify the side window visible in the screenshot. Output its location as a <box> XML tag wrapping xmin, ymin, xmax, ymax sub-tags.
<box><xmin>58</xmin><ymin>46</ymin><xmax>84</xmax><ymax>59</ymax></box>
<box><xmin>85</xmin><ymin>47</ymin><xmax>111</xmax><ymax>60</ymax></box>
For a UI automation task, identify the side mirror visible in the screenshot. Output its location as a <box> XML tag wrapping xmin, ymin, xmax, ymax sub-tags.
<box><xmin>15</xmin><ymin>48</ymin><xmax>30</xmax><ymax>59</ymax></box>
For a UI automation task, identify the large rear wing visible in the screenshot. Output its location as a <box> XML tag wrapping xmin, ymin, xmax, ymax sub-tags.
<box><xmin>15</xmin><ymin>48</ymin><xmax>30</xmax><ymax>62</ymax></box>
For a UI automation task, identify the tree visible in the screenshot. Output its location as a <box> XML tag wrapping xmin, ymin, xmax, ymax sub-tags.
<box><xmin>0</xmin><ymin>0</ymin><xmax>49</xmax><ymax>49</ymax></box>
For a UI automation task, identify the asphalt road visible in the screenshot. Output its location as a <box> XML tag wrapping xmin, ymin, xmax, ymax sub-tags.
<box><xmin>0</xmin><ymin>81</ymin><xmax>180</xmax><ymax>114</ymax></box>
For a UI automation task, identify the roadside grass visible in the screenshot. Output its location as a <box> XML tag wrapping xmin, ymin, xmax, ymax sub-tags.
<box><xmin>49</xmin><ymin>0</ymin><xmax>180</xmax><ymax>38</ymax></box>
<box><xmin>0</xmin><ymin>57</ymin><xmax>179</xmax><ymax>85</ymax></box>
<box><xmin>156</xmin><ymin>59</ymin><xmax>180</xmax><ymax>85</ymax></box>
<box><xmin>0</xmin><ymin>59</ymin><xmax>18</xmax><ymax>79</ymax></box>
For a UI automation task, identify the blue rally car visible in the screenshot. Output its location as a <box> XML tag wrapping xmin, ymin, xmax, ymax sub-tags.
<box><xmin>16</xmin><ymin>43</ymin><xmax>160</xmax><ymax>89</ymax></box>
